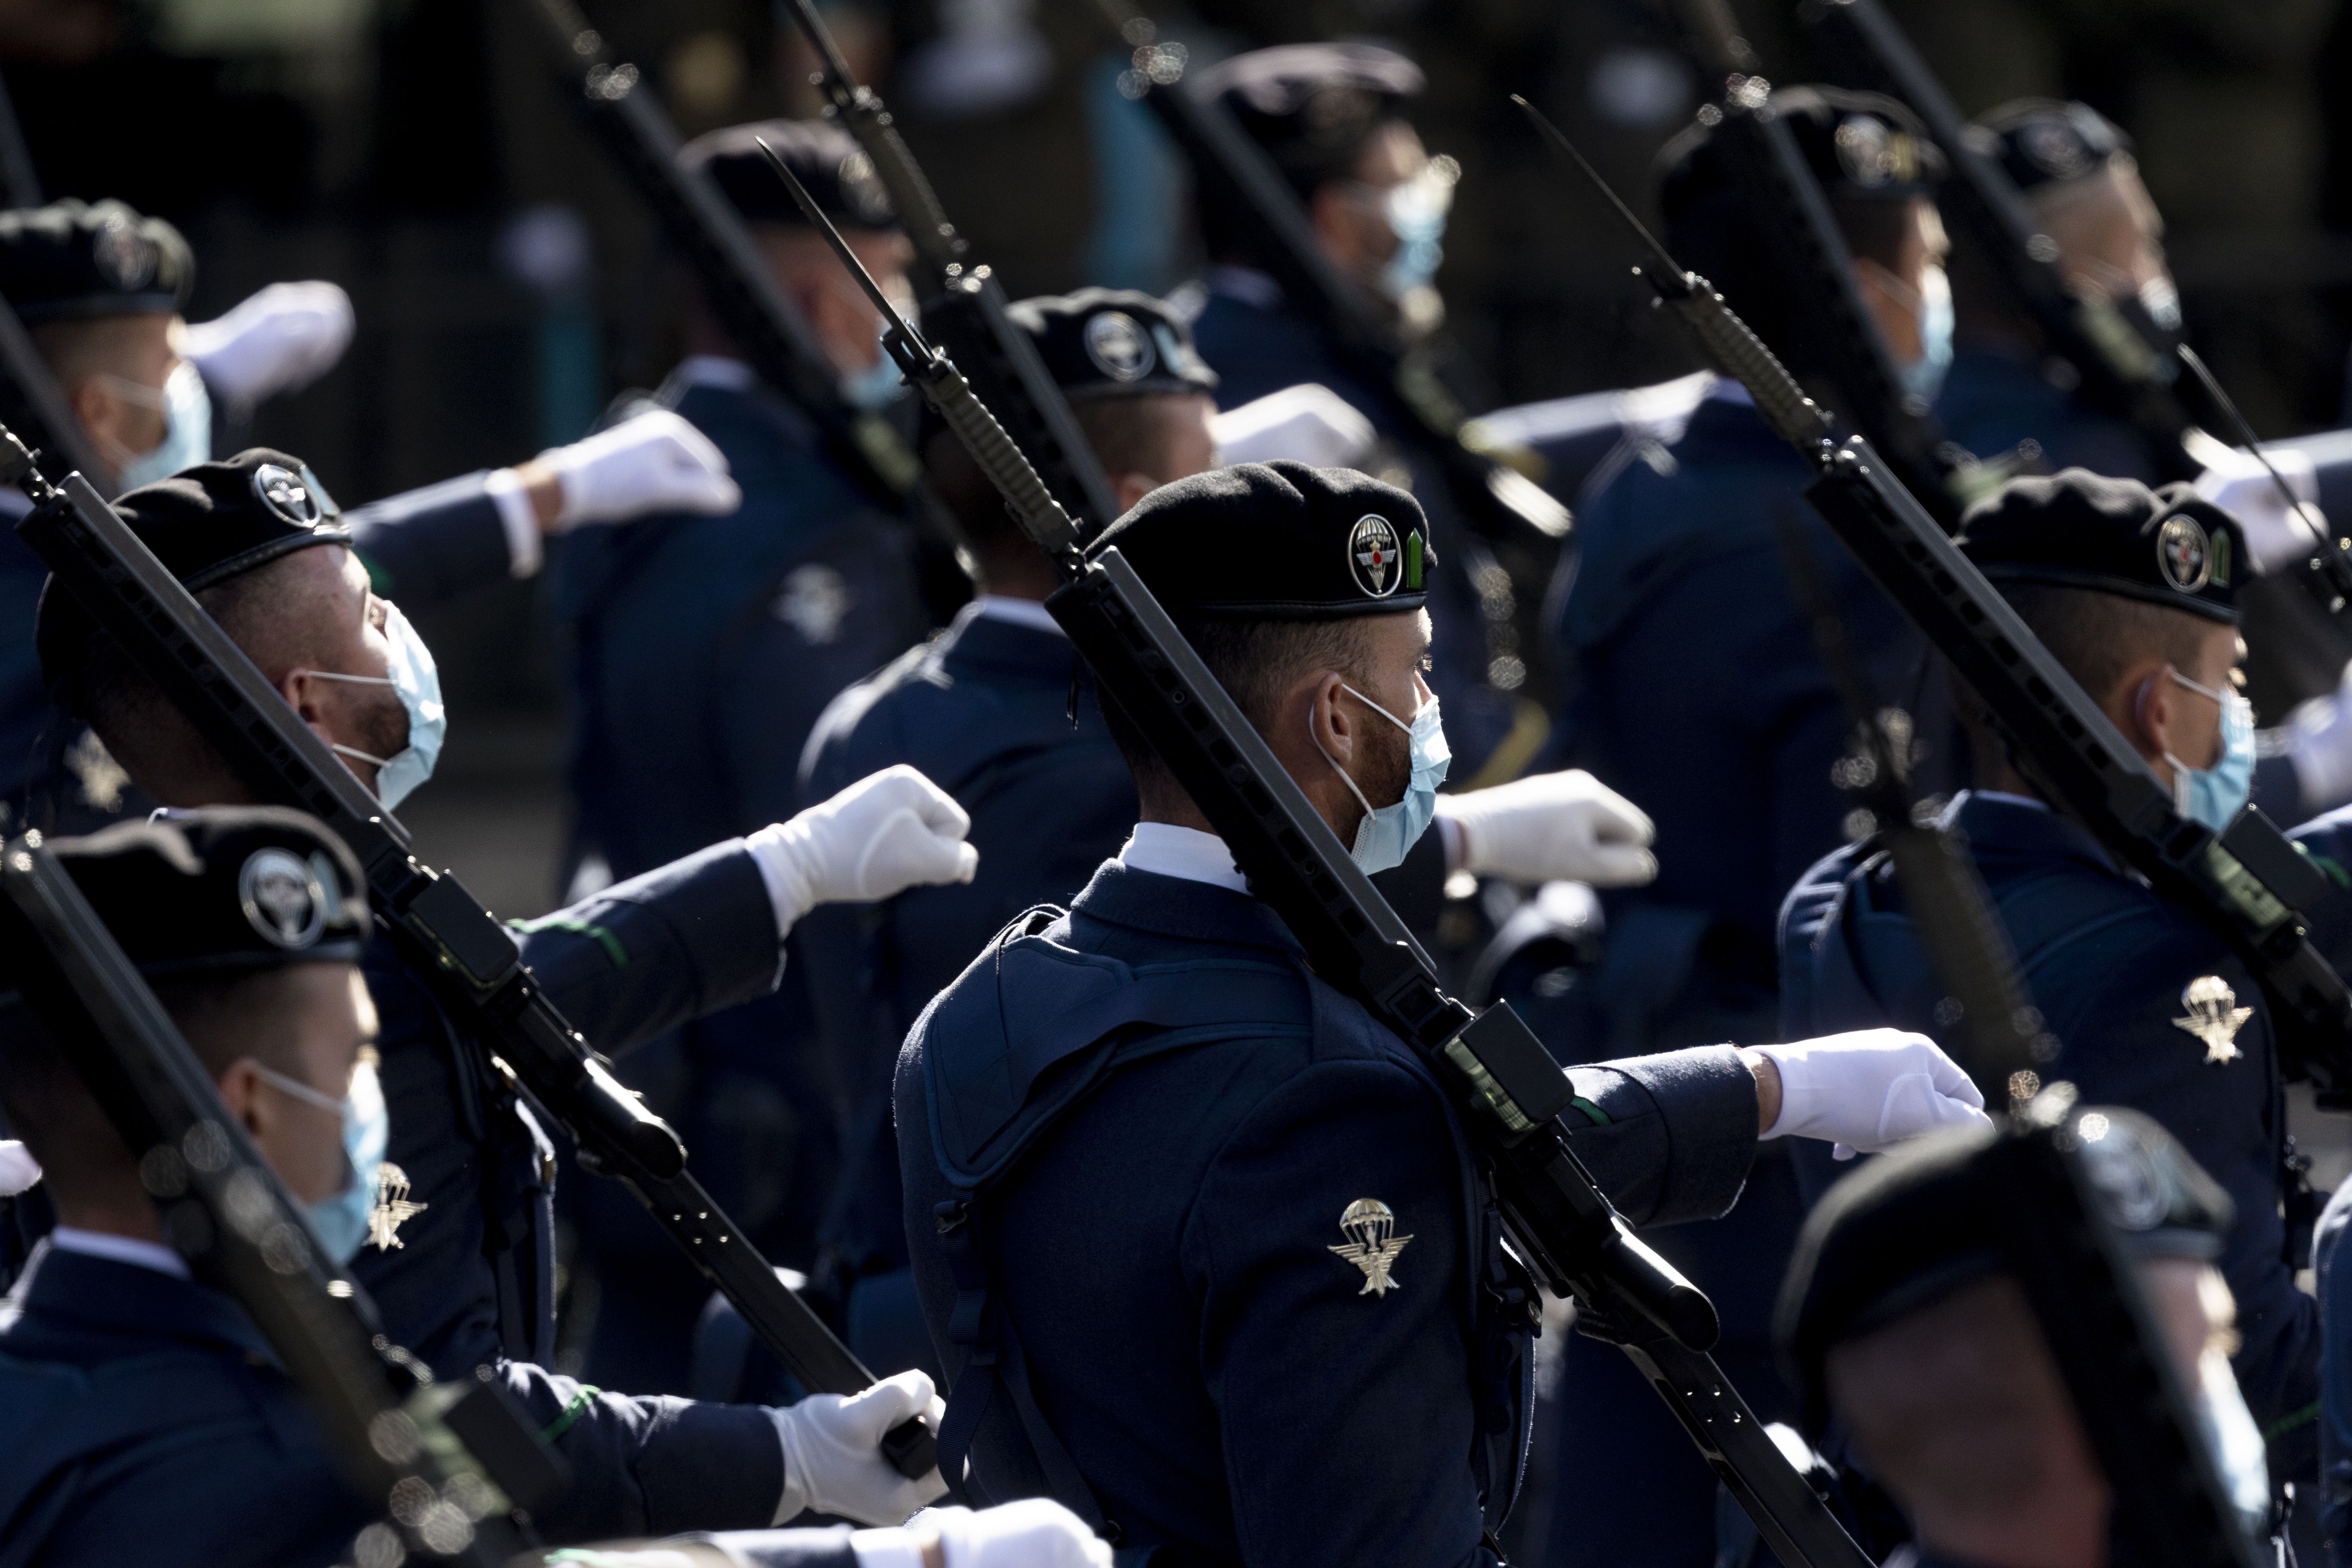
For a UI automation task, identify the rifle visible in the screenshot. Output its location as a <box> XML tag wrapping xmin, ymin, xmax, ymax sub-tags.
<box><xmin>773</xmin><ymin>0</ymin><xmax>1126</xmax><ymax>533</ymax></box>
<box><xmin>1656</xmin><ymin>0</ymin><xmax>1982</xmax><ymax>528</ymax></box>
<box><xmin>3</xmin><ymin>444</ymin><xmax>939</xmax><ymax>1479</ymax></box>
<box><xmin>516</xmin><ymin>0</ymin><xmax>920</xmax><ymax>504</ymax></box>
<box><xmin>759</xmin><ymin>136</ymin><xmax>1877</xmax><ymax>1568</ymax></box>
<box><xmin>1076</xmin><ymin>0</ymin><xmax>1571</xmax><ymax>560</ymax></box>
<box><xmin>1518</xmin><ymin>96</ymin><xmax>2352</xmax><ymax>1100</ymax></box>
<box><xmin>0</xmin><ymin>831</ymin><xmax>562</xmax><ymax>1565</ymax></box>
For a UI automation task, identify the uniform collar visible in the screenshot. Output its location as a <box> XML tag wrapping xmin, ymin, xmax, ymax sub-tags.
<box><xmin>1942</xmin><ymin>787</ymin><xmax>2118</xmax><ymax>874</ymax></box>
<box><xmin>671</xmin><ymin>353</ymin><xmax>758</xmax><ymax>392</ymax></box>
<box><xmin>49</xmin><ymin>1226</ymin><xmax>190</xmax><ymax>1280</ymax></box>
<box><xmin>1206</xmin><ymin>265</ymin><xmax>1283</xmax><ymax>310</ymax></box>
<box><xmin>935</xmin><ymin>600</ymin><xmax>1079</xmax><ymax>677</ymax></box>
<box><xmin>1118</xmin><ymin>822</ymin><xmax>1248</xmax><ymax>893</ymax></box>
<box><xmin>963</xmin><ymin>596</ymin><xmax>1066</xmax><ymax>639</ymax></box>
<box><xmin>1068</xmin><ymin>857</ymin><xmax>1304</xmax><ymax>957</ymax></box>
<box><xmin>4</xmin><ymin>1241</ymin><xmax>273</xmax><ymax>1364</ymax></box>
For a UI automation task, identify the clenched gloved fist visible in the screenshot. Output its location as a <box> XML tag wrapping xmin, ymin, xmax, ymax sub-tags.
<box><xmin>181</xmin><ymin>281</ymin><xmax>356</xmax><ymax>409</ymax></box>
<box><xmin>0</xmin><ymin>1140</ymin><xmax>38</xmax><ymax>1196</ymax></box>
<box><xmin>1755</xmin><ymin>1029</ymin><xmax>1988</xmax><ymax>1160</ymax></box>
<box><xmin>2279</xmin><ymin>661</ymin><xmax>2352</xmax><ymax>817</ymax></box>
<box><xmin>747</xmin><ymin>765</ymin><xmax>979</xmax><ymax>934</ymax></box>
<box><xmin>768</xmin><ymin>1369</ymin><xmax>946</xmax><ymax>1526</ymax></box>
<box><xmin>852</xmin><ymin>1500</ymin><xmax>1112</xmax><ymax>1568</ymax></box>
<box><xmin>540</xmin><ymin>409</ymin><xmax>741</xmax><ymax>530</ymax></box>
<box><xmin>1211</xmin><ymin>383</ymin><xmax>1377</xmax><ymax>470</ymax></box>
<box><xmin>1436</xmin><ymin>769</ymin><xmax>1658</xmax><ymax>888</ymax></box>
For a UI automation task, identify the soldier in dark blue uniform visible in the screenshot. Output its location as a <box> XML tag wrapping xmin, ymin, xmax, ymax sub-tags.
<box><xmin>1525</xmin><ymin>87</ymin><xmax>1957</xmax><ymax>1568</ymax></box>
<box><xmin>895</xmin><ymin>461</ymin><xmax>1988</xmax><ymax>1564</ymax></box>
<box><xmin>1936</xmin><ymin>100</ymin><xmax>2178</xmax><ymax>483</ymax></box>
<box><xmin>1177</xmin><ymin>44</ymin><xmax>1544</xmax><ymax>783</ymax></box>
<box><xmin>0</xmin><ymin>808</ymin><xmax>949</xmax><ymax>1564</ymax></box>
<box><xmin>1780</xmin><ymin>470</ymin><xmax>2321</xmax><ymax>1487</ymax></box>
<box><xmin>784</xmin><ymin>290</ymin><xmax>1214</xmax><ymax>1387</ymax></box>
<box><xmin>0</xmin><ymin>197</ymin><xmax>743</xmax><ymax>838</ymax></box>
<box><xmin>546</xmin><ymin>122</ymin><xmax>936</xmax><ymax>1382</ymax></box>
<box><xmin>31</xmin><ymin>450</ymin><xmax>983</xmax><ymax>1525</ymax></box>
<box><xmin>1780</xmin><ymin>1112</ymin><xmax>2271</xmax><ymax>1568</ymax></box>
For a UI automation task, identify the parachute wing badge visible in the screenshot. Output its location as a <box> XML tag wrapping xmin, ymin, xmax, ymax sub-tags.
<box><xmin>2172</xmin><ymin>975</ymin><xmax>2254</xmax><ymax>1065</ymax></box>
<box><xmin>368</xmin><ymin>1161</ymin><xmax>428</xmax><ymax>1250</ymax></box>
<box><xmin>1328</xmin><ymin>1198</ymin><xmax>1413</xmax><ymax>1297</ymax></box>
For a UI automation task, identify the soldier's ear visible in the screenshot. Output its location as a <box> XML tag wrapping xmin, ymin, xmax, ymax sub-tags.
<box><xmin>214</xmin><ymin>1057</ymin><xmax>270</xmax><ymax>1141</ymax></box>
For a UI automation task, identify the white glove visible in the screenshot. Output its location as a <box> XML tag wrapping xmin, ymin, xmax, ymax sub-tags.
<box><xmin>853</xmin><ymin>1501</ymin><xmax>1112</xmax><ymax>1568</ymax></box>
<box><xmin>769</xmin><ymin>1369</ymin><xmax>947</xmax><ymax>1526</ymax></box>
<box><xmin>2192</xmin><ymin>439</ymin><xmax>2324</xmax><ymax>575</ymax></box>
<box><xmin>1211</xmin><ymin>383</ymin><xmax>1377</xmax><ymax>470</ymax></box>
<box><xmin>179</xmin><ymin>281</ymin><xmax>355</xmax><ymax>407</ymax></box>
<box><xmin>747</xmin><ymin>765</ymin><xmax>980</xmax><ymax>934</ymax></box>
<box><xmin>1755</xmin><ymin>1029</ymin><xmax>1990</xmax><ymax>1160</ymax></box>
<box><xmin>540</xmin><ymin>409</ymin><xmax>741</xmax><ymax>530</ymax></box>
<box><xmin>0</xmin><ymin>1140</ymin><xmax>39</xmax><ymax>1196</ymax></box>
<box><xmin>1436</xmin><ymin>769</ymin><xmax>1658</xmax><ymax>888</ymax></box>
<box><xmin>2281</xmin><ymin>661</ymin><xmax>2352</xmax><ymax>815</ymax></box>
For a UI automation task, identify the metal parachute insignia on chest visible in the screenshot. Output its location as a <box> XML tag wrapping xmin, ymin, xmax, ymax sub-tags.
<box><xmin>1329</xmin><ymin>1197</ymin><xmax>1413</xmax><ymax>1296</ymax></box>
<box><xmin>2172</xmin><ymin>975</ymin><xmax>2254</xmax><ymax>1065</ymax></box>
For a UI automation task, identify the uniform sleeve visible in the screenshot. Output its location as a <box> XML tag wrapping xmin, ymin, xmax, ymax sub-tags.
<box><xmin>346</xmin><ymin>471</ymin><xmax>517</xmax><ymax>612</ymax></box>
<box><xmin>488</xmin><ymin>1358</ymin><xmax>785</xmax><ymax>1541</ymax></box>
<box><xmin>1184</xmin><ymin>1059</ymin><xmax>1498</xmax><ymax>1568</ymax></box>
<box><xmin>691</xmin><ymin>1528</ymin><xmax>861</xmax><ymax>1568</ymax></box>
<box><xmin>1564</xmin><ymin>1045</ymin><xmax>1758</xmax><ymax>1227</ymax></box>
<box><xmin>512</xmin><ymin>838</ymin><xmax>784</xmax><ymax>1056</ymax></box>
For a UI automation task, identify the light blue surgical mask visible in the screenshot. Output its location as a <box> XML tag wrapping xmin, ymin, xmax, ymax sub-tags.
<box><xmin>107</xmin><ymin>360</ymin><xmax>214</xmax><ymax>492</ymax></box>
<box><xmin>301</xmin><ymin>600</ymin><xmax>447</xmax><ymax>810</ymax></box>
<box><xmin>2164</xmin><ymin>670</ymin><xmax>2255</xmax><ymax>833</ymax></box>
<box><xmin>842</xmin><ymin>322</ymin><xmax>906</xmax><ymax>411</ymax></box>
<box><xmin>1900</xmin><ymin>263</ymin><xmax>1954</xmax><ymax>404</ymax></box>
<box><xmin>1314</xmin><ymin>684</ymin><xmax>1450</xmax><ymax>873</ymax></box>
<box><xmin>254</xmin><ymin>1055</ymin><xmax>387</xmax><ymax>1268</ymax></box>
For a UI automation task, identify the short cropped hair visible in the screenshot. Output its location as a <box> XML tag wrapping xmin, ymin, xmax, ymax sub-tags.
<box><xmin>2000</xmin><ymin>582</ymin><xmax>2217</xmax><ymax>707</ymax></box>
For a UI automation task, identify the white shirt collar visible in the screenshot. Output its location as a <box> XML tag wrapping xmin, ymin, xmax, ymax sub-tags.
<box><xmin>964</xmin><ymin>596</ymin><xmax>1066</xmax><ymax>638</ymax></box>
<box><xmin>1118</xmin><ymin>822</ymin><xmax>1250</xmax><ymax>895</ymax></box>
<box><xmin>674</xmin><ymin>354</ymin><xmax>758</xmax><ymax>392</ymax></box>
<box><xmin>49</xmin><ymin>1225</ymin><xmax>191</xmax><ymax>1279</ymax></box>
<box><xmin>1207</xmin><ymin>265</ymin><xmax>1284</xmax><ymax>310</ymax></box>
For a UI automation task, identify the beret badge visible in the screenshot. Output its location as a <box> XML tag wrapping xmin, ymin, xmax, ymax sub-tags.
<box><xmin>1083</xmin><ymin>311</ymin><xmax>1156</xmax><ymax>383</ymax></box>
<box><xmin>2156</xmin><ymin>513</ymin><xmax>2214</xmax><ymax>594</ymax></box>
<box><xmin>239</xmin><ymin>847</ymin><xmax>328</xmax><ymax>950</ymax></box>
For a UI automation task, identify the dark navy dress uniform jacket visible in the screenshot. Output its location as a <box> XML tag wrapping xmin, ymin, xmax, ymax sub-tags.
<box><xmin>0</xmin><ymin>1247</ymin><xmax>791</xmax><ymax>1564</ymax></box>
<box><xmin>1780</xmin><ymin>791</ymin><xmax>2316</xmax><ymax>1478</ymax></box>
<box><xmin>551</xmin><ymin>374</ymin><xmax>928</xmax><ymax>880</ymax></box>
<box><xmin>1552</xmin><ymin>388</ymin><xmax>1925</xmax><ymax>1041</ymax></box>
<box><xmin>350</xmin><ymin>836</ymin><xmax>791</xmax><ymax>1523</ymax></box>
<box><xmin>896</xmin><ymin>859</ymin><xmax>1760</xmax><ymax>1566</ymax></box>
<box><xmin>1934</xmin><ymin>343</ymin><xmax>2168</xmax><ymax>483</ymax></box>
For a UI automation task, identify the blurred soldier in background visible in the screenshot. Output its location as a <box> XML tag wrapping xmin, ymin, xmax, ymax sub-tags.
<box><xmin>0</xmin><ymin>197</ymin><xmax>743</xmax><ymax>837</ymax></box>
<box><xmin>1177</xmin><ymin>43</ymin><xmax>1548</xmax><ymax>785</ymax></box>
<box><xmin>1518</xmin><ymin>86</ymin><xmax>1956</xmax><ymax>1568</ymax></box>
<box><xmin>547</xmin><ymin>118</ymin><xmax>934</xmax><ymax>1391</ymax></box>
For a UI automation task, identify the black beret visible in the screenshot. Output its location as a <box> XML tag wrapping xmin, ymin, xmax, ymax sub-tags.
<box><xmin>1194</xmin><ymin>44</ymin><xmax>1424</xmax><ymax>193</ymax></box>
<box><xmin>681</xmin><ymin>119</ymin><xmax>897</xmax><ymax>231</ymax></box>
<box><xmin>2</xmin><ymin>808</ymin><xmax>368</xmax><ymax>1003</ymax></box>
<box><xmin>1776</xmin><ymin>1108</ymin><xmax>2232</xmax><ymax>1424</ymax></box>
<box><xmin>1662</xmin><ymin>84</ymin><xmax>1945</xmax><ymax>224</ymax></box>
<box><xmin>36</xmin><ymin>448</ymin><xmax>350</xmax><ymax>699</ymax></box>
<box><xmin>0</xmin><ymin>199</ymin><xmax>196</xmax><ymax>325</ymax></box>
<box><xmin>1960</xmin><ymin>468</ymin><xmax>2246</xmax><ymax>626</ymax></box>
<box><xmin>1968</xmin><ymin>99</ymin><xmax>2133</xmax><ymax>194</ymax></box>
<box><xmin>1004</xmin><ymin>288</ymin><xmax>1217</xmax><ymax>400</ymax></box>
<box><xmin>1090</xmin><ymin>459</ymin><xmax>1433</xmax><ymax>619</ymax></box>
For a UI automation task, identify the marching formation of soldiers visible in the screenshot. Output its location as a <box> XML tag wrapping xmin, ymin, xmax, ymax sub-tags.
<box><xmin>5</xmin><ymin>12</ymin><xmax>2352</xmax><ymax>1568</ymax></box>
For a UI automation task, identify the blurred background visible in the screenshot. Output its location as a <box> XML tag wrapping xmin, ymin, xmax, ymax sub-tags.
<box><xmin>12</xmin><ymin>0</ymin><xmax>2352</xmax><ymax>921</ymax></box>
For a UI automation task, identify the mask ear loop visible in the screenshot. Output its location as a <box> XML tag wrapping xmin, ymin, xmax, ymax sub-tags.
<box><xmin>1310</xmin><ymin>697</ymin><xmax>1378</xmax><ymax>821</ymax></box>
<box><xmin>286</xmin><ymin>667</ymin><xmax>402</xmax><ymax>775</ymax></box>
